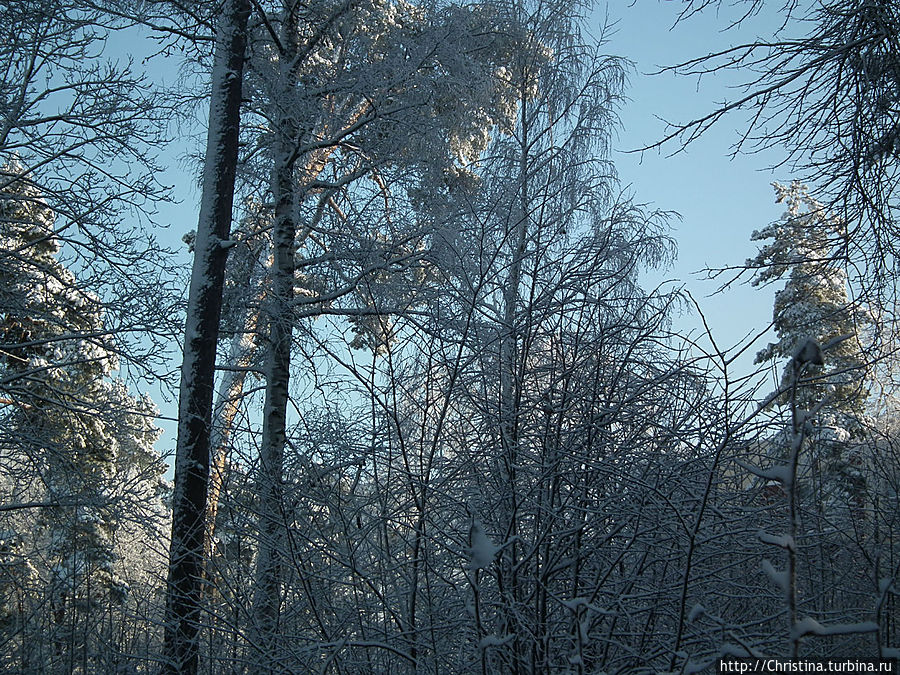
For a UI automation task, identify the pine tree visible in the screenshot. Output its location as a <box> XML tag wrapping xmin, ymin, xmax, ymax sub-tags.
<box><xmin>163</xmin><ymin>0</ymin><xmax>251</xmax><ymax>670</ymax></box>
<box><xmin>0</xmin><ymin>163</ymin><xmax>167</xmax><ymax>670</ymax></box>
<box><xmin>750</xmin><ymin>181</ymin><xmax>870</xmax><ymax>509</ymax></box>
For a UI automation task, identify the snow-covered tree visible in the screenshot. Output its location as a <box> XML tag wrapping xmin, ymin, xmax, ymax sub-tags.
<box><xmin>658</xmin><ymin>2</ymin><xmax>900</xmax><ymax>330</ymax></box>
<box><xmin>0</xmin><ymin>164</ymin><xmax>168</xmax><ymax>671</ymax></box>
<box><xmin>0</xmin><ymin>2</ymin><xmax>179</xmax><ymax>385</ymax></box>
<box><xmin>163</xmin><ymin>0</ymin><xmax>252</xmax><ymax>672</ymax></box>
<box><xmin>291</xmin><ymin>0</ymin><xmax>710</xmax><ymax>668</ymax></box>
<box><xmin>442</xmin><ymin>1</ymin><xmax>684</xmax><ymax>667</ymax></box>
<box><xmin>750</xmin><ymin>181</ymin><xmax>870</xmax><ymax>509</ymax></box>
<box><xmin>225</xmin><ymin>0</ymin><xmax>524</xmax><ymax>662</ymax></box>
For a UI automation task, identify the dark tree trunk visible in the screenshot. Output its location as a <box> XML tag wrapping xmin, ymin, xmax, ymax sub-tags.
<box><xmin>162</xmin><ymin>0</ymin><xmax>251</xmax><ymax>672</ymax></box>
<box><xmin>252</xmin><ymin>6</ymin><xmax>300</xmax><ymax>662</ymax></box>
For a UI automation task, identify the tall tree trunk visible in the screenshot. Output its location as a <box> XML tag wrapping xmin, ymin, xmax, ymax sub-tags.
<box><xmin>163</xmin><ymin>0</ymin><xmax>251</xmax><ymax>672</ymax></box>
<box><xmin>251</xmin><ymin>161</ymin><xmax>295</xmax><ymax>670</ymax></box>
<box><xmin>496</xmin><ymin>77</ymin><xmax>530</xmax><ymax>672</ymax></box>
<box><xmin>206</xmin><ymin>249</ymin><xmax>268</xmax><ymax>564</ymax></box>
<box><xmin>252</xmin><ymin>6</ymin><xmax>300</xmax><ymax>666</ymax></box>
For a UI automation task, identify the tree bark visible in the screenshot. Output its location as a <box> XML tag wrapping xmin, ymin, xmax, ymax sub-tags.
<box><xmin>252</xmin><ymin>6</ymin><xmax>300</xmax><ymax>666</ymax></box>
<box><xmin>163</xmin><ymin>0</ymin><xmax>250</xmax><ymax>672</ymax></box>
<box><xmin>206</xmin><ymin>269</ymin><xmax>267</xmax><ymax>564</ymax></box>
<box><xmin>496</xmin><ymin>72</ymin><xmax>530</xmax><ymax>672</ymax></box>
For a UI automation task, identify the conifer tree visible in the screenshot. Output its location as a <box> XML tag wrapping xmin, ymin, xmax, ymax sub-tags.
<box><xmin>0</xmin><ymin>164</ymin><xmax>167</xmax><ymax>670</ymax></box>
<box><xmin>750</xmin><ymin>181</ymin><xmax>870</xmax><ymax>509</ymax></box>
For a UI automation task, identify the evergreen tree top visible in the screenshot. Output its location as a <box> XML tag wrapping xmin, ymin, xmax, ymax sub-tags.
<box><xmin>750</xmin><ymin>181</ymin><xmax>869</xmax><ymax>422</ymax></box>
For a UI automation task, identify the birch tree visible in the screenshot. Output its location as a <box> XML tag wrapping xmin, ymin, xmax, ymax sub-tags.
<box><xmin>457</xmin><ymin>0</ymin><xmax>678</xmax><ymax>666</ymax></box>
<box><xmin>291</xmin><ymin>0</ymin><xmax>719</xmax><ymax>669</ymax></box>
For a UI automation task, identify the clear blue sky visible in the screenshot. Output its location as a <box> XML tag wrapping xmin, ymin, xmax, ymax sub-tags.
<box><xmin>604</xmin><ymin>1</ymin><xmax>787</xmax><ymax>374</ymax></box>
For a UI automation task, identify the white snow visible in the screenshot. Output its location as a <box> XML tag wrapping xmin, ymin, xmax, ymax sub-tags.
<box><xmin>791</xmin><ymin>617</ymin><xmax>878</xmax><ymax>639</ymax></box>
<box><xmin>757</xmin><ymin>530</ymin><xmax>795</xmax><ymax>551</ymax></box>
<box><xmin>761</xmin><ymin>558</ymin><xmax>789</xmax><ymax>594</ymax></box>
<box><xmin>688</xmin><ymin>603</ymin><xmax>706</xmax><ymax>623</ymax></box>
<box><xmin>478</xmin><ymin>634</ymin><xmax>515</xmax><ymax>649</ymax></box>
<box><xmin>734</xmin><ymin>458</ymin><xmax>793</xmax><ymax>487</ymax></box>
<box><xmin>467</xmin><ymin>519</ymin><xmax>498</xmax><ymax>570</ymax></box>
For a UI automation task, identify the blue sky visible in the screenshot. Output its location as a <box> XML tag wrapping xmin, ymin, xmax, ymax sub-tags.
<box><xmin>604</xmin><ymin>2</ymin><xmax>788</xmax><ymax>372</ymax></box>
